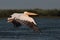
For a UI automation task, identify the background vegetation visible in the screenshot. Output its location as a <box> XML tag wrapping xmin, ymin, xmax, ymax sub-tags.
<box><xmin>0</xmin><ymin>8</ymin><xmax>60</xmax><ymax>18</ymax></box>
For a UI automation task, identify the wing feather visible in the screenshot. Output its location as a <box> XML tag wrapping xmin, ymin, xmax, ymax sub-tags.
<box><xmin>15</xmin><ymin>19</ymin><xmax>39</xmax><ymax>32</ymax></box>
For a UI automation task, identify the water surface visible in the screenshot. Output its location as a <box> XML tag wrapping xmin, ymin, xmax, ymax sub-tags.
<box><xmin>0</xmin><ymin>17</ymin><xmax>60</xmax><ymax>40</ymax></box>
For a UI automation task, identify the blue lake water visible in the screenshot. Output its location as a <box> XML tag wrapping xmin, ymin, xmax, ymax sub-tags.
<box><xmin>0</xmin><ymin>17</ymin><xmax>60</xmax><ymax>40</ymax></box>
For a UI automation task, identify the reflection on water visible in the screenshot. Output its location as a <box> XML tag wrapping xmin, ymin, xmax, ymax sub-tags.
<box><xmin>0</xmin><ymin>17</ymin><xmax>60</xmax><ymax>40</ymax></box>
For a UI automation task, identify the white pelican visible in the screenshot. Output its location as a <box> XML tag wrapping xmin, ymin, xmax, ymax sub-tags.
<box><xmin>7</xmin><ymin>11</ymin><xmax>39</xmax><ymax>32</ymax></box>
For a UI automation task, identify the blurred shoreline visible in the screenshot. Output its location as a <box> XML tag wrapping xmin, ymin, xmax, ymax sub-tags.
<box><xmin>0</xmin><ymin>8</ymin><xmax>60</xmax><ymax>18</ymax></box>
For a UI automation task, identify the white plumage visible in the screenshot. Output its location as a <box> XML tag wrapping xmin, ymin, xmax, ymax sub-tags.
<box><xmin>8</xmin><ymin>11</ymin><xmax>37</xmax><ymax>25</ymax></box>
<box><xmin>7</xmin><ymin>11</ymin><xmax>39</xmax><ymax>32</ymax></box>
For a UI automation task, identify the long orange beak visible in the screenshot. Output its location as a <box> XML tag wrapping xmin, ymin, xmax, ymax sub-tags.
<box><xmin>7</xmin><ymin>18</ymin><xmax>14</xmax><ymax>22</ymax></box>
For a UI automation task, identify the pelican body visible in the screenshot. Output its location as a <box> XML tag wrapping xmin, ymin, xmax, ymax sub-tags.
<box><xmin>7</xmin><ymin>11</ymin><xmax>39</xmax><ymax>32</ymax></box>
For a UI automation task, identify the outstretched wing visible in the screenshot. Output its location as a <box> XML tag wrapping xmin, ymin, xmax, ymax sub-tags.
<box><xmin>24</xmin><ymin>11</ymin><xmax>38</xmax><ymax>16</ymax></box>
<box><xmin>24</xmin><ymin>21</ymin><xmax>39</xmax><ymax>32</ymax></box>
<box><xmin>14</xmin><ymin>19</ymin><xmax>39</xmax><ymax>32</ymax></box>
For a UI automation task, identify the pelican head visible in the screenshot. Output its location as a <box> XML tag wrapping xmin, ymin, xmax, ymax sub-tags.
<box><xmin>7</xmin><ymin>18</ymin><xmax>14</xmax><ymax>22</ymax></box>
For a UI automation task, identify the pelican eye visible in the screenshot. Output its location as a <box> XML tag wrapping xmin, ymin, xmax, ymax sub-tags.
<box><xmin>9</xmin><ymin>16</ymin><xmax>11</xmax><ymax>18</ymax></box>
